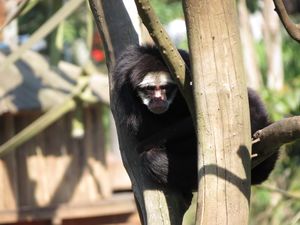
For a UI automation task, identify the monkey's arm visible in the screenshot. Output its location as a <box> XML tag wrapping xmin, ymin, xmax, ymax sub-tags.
<box><xmin>136</xmin><ymin>116</ymin><xmax>193</xmax><ymax>152</ymax></box>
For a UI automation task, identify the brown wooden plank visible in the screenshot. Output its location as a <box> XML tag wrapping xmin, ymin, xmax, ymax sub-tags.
<box><xmin>0</xmin><ymin>193</ymin><xmax>136</xmax><ymax>224</ymax></box>
<box><xmin>90</xmin><ymin>105</ymin><xmax>112</xmax><ymax>197</ymax></box>
<box><xmin>0</xmin><ymin>114</ymin><xmax>19</xmax><ymax>210</ymax></box>
<box><xmin>0</xmin><ymin>104</ymin><xmax>114</xmax><ymax>222</ymax></box>
<box><xmin>64</xmin><ymin>111</ymin><xmax>85</xmax><ymax>204</ymax></box>
<box><xmin>83</xmin><ymin>106</ymin><xmax>111</xmax><ymax>200</ymax></box>
<box><xmin>63</xmin><ymin>212</ymin><xmax>140</xmax><ymax>225</ymax></box>
<box><xmin>15</xmin><ymin>113</ymin><xmax>42</xmax><ymax>207</ymax></box>
<box><xmin>42</xmin><ymin>115</ymin><xmax>73</xmax><ymax>205</ymax></box>
<box><xmin>91</xmin><ymin>105</ymin><xmax>106</xmax><ymax>164</ymax></box>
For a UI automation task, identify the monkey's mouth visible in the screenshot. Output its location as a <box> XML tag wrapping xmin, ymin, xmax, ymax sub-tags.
<box><xmin>148</xmin><ymin>100</ymin><xmax>169</xmax><ymax>114</ymax></box>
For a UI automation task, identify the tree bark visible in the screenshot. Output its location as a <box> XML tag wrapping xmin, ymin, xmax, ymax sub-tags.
<box><xmin>273</xmin><ymin>0</ymin><xmax>300</xmax><ymax>43</ymax></box>
<box><xmin>252</xmin><ymin>116</ymin><xmax>300</xmax><ymax>168</ymax></box>
<box><xmin>183</xmin><ymin>0</ymin><xmax>251</xmax><ymax>224</ymax></box>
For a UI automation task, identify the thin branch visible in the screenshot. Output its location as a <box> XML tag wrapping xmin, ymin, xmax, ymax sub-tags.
<box><xmin>252</xmin><ymin>116</ymin><xmax>300</xmax><ymax>168</ymax></box>
<box><xmin>1</xmin><ymin>0</ymin><xmax>85</xmax><ymax>67</ymax></box>
<box><xmin>273</xmin><ymin>0</ymin><xmax>300</xmax><ymax>43</ymax></box>
<box><xmin>257</xmin><ymin>184</ymin><xmax>300</xmax><ymax>200</ymax></box>
<box><xmin>134</xmin><ymin>0</ymin><xmax>194</xmax><ymax>116</ymax></box>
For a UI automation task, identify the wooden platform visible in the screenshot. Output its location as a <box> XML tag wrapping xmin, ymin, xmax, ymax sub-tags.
<box><xmin>0</xmin><ymin>192</ymin><xmax>137</xmax><ymax>224</ymax></box>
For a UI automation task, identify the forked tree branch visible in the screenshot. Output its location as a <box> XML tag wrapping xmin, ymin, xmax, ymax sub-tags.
<box><xmin>252</xmin><ymin>116</ymin><xmax>300</xmax><ymax>168</ymax></box>
<box><xmin>273</xmin><ymin>0</ymin><xmax>300</xmax><ymax>43</ymax></box>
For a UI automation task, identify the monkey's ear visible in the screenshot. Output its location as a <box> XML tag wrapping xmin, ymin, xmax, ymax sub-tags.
<box><xmin>111</xmin><ymin>45</ymin><xmax>143</xmax><ymax>133</ymax></box>
<box><xmin>113</xmin><ymin>82</ymin><xmax>142</xmax><ymax>133</ymax></box>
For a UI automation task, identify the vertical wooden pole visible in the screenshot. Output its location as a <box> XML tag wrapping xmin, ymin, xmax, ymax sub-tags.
<box><xmin>183</xmin><ymin>0</ymin><xmax>251</xmax><ymax>224</ymax></box>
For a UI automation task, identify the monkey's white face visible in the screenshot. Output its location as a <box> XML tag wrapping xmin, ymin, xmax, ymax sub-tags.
<box><xmin>137</xmin><ymin>72</ymin><xmax>177</xmax><ymax>114</ymax></box>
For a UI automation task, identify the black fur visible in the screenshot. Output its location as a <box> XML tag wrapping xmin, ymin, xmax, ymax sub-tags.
<box><xmin>112</xmin><ymin>45</ymin><xmax>278</xmax><ymax>192</ymax></box>
<box><xmin>248</xmin><ymin>89</ymin><xmax>279</xmax><ymax>184</ymax></box>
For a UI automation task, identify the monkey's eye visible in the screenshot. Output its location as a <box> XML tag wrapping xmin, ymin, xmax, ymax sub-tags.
<box><xmin>138</xmin><ymin>86</ymin><xmax>155</xmax><ymax>92</ymax></box>
<box><xmin>145</xmin><ymin>86</ymin><xmax>155</xmax><ymax>91</ymax></box>
<box><xmin>162</xmin><ymin>84</ymin><xmax>176</xmax><ymax>93</ymax></box>
<box><xmin>137</xmin><ymin>86</ymin><xmax>155</xmax><ymax>93</ymax></box>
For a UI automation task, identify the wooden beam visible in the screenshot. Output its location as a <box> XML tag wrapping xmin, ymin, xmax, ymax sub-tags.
<box><xmin>0</xmin><ymin>192</ymin><xmax>136</xmax><ymax>223</ymax></box>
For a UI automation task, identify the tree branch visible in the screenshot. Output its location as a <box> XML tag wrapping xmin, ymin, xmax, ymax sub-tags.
<box><xmin>134</xmin><ymin>0</ymin><xmax>194</xmax><ymax>116</ymax></box>
<box><xmin>273</xmin><ymin>0</ymin><xmax>300</xmax><ymax>43</ymax></box>
<box><xmin>257</xmin><ymin>184</ymin><xmax>300</xmax><ymax>200</ymax></box>
<box><xmin>252</xmin><ymin>116</ymin><xmax>300</xmax><ymax>168</ymax></box>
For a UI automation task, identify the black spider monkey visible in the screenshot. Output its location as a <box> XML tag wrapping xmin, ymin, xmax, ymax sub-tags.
<box><xmin>112</xmin><ymin>45</ymin><xmax>279</xmax><ymax>193</ymax></box>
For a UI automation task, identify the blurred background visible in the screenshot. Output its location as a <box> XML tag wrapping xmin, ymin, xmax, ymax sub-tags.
<box><xmin>0</xmin><ymin>0</ymin><xmax>299</xmax><ymax>225</ymax></box>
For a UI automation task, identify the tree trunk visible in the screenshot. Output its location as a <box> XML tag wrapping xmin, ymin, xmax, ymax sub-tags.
<box><xmin>238</xmin><ymin>0</ymin><xmax>262</xmax><ymax>90</ymax></box>
<box><xmin>183</xmin><ymin>0</ymin><xmax>251</xmax><ymax>224</ymax></box>
<box><xmin>264</xmin><ymin>0</ymin><xmax>284</xmax><ymax>90</ymax></box>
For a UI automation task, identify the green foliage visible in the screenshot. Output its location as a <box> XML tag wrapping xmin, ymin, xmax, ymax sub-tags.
<box><xmin>251</xmin><ymin>25</ymin><xmax>300</xmax><ymax>225</ymax></box>
<box><xmin>254</xmin><ymin>29</ymin><xmax>300</xmax><ymax>87</ymax></box>
<box><xmin>18</xmin><ymin>1</ymin><xmax>91</xmax><ymax>55</ymax></box>
<box><xmin>251</xmin><ymin>188</ymin><xmax>271</xmax><ymax>215</ymax></box>
<box><xmin>62</xmin><ymin>7</ymin><xmax>89</xmax><ymax>44</ymax></box>
<box><xmin>254</xmin><ymin>29</ymin><xmax>300</xmax><ymax>121</ymax></box>
<box><xmin>282</xmin><ymin>33</ymin><xmax>300</xmax><ymax>81</ymax></box>
<box><xmin>255</xmin><ymin>41</ymin><xmax>268</xmax><ymax>84</ymax></box>
<box><xmin>246</xmin><ymin>0</ymin><xmax>260</xmax><ymax>13</ymax></box>
<box><xmin>18</xmin><ymin>2</ymin><xmax>49</xmax><ymax>35</ymax></box>
<box><xmin>250</xmin><ymin>141</ymin><xmax>300</xmax><ymax>225</ymax></box>
<box><xmin>150</xmin><ymin>0</ymin><xmax>183</xmax><ymax>24</ymax></box>
<box><xmin>261</xmin><ymin>86</ymin><xmax>300</xmax><ymax>121</ymax></box>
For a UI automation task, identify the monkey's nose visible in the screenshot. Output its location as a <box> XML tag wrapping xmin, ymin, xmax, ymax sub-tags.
<box><xmin>154</xmin><ymin>90</ymin><xmax>162</xmax><ymax>98</ymax></box>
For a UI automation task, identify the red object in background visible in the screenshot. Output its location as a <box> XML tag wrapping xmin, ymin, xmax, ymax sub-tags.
<box><xmin>91</xmin><ymin>49</ymin><xmax>105</xmax><ymax>62</ymax></box>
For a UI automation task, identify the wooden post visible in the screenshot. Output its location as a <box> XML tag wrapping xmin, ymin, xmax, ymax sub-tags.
<box><xmin>183</xmin><ymin>0</ymin><xmax>251</xmax><ymax>224</ymax></box>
